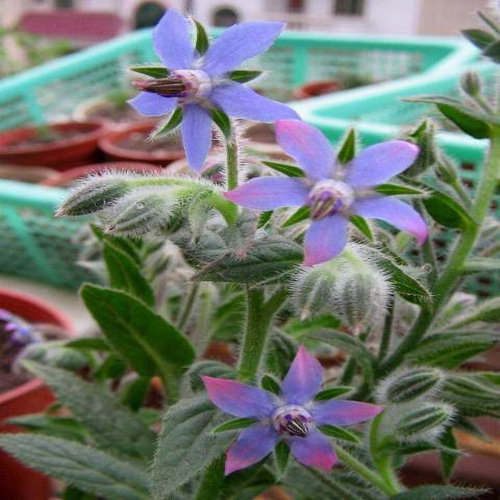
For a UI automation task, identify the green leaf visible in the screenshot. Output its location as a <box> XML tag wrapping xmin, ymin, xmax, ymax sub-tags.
<box><xmin>194</xmin><ymin>236</ymin><xmax>303</xmax><ymax>283</ymax></box>
<box><xmin>94</xmin><ymin>354</ymin><xmax>128</xmax><ymax>381</ymax></box>
<box><xmin>309</xmin><ymin>330</ymin><xmax>375</xmax><ymax>389</ymax></box>
<box><xmin>0</xmin><ymin>434</ymin><xmax>150</xmax><ymax>500</ymax></box>
<box><xmin>194</xmin><ymin>19</ymin><xmax>209</xmax><ymax>55</ymax></box>
<box><xmin>212</xmin><ymin>108</ymin><xmax>232</xmax><ymax>138</ymax></box>
<box><xmin>282</xmin><ymin>206</ymin><xmax>310</xmax><ymax>227</ymax></box>
<box><xmin>228</xmin><ymin>69</ymin><xmax>263</xmax><ymax>84</ymax></box>
<box><xmin>65</xmin><ymin>338</ymin><xmax>112</xmax><ymax>352</ymax></box>
<box><xmin>129</xmin><ymin>65</ymin><xmax>169</xmax><ymax>78</ymax></box>
<box><xmin>375</xmin><ymin>183</ymin><xmax>427</xmax><ymax>196</ymax></box>
<box><xmin>284</xmin><ymin>314</ymin><xmax>340</xmax><ymax>336</ymax></box>
<box><xmin>478</xmin><ymin>11</ymin><xmax>500</xmax><ymax>34</ymax></box>
<box><xmin>120</xmin><ymin>376</ymin><xmax>151</xmax><ymax>412</ymax></box>
<box><xmin>407</xmin><ymin>331</ymin><xmax>500</xmax><ymax>369</ymax></box>
<box><xmin>262</xmin><ymin>160</ymin><xmax>304</xmax><ymax>177</ymax></box>
<box><xmin>462</xmin><ymin>258</ymin><xmax>500</xmax><ymax>274</ymax></box>
<box><xmin>404</xmin><ymin>95</ymin><xmax>492</xmax><ymax>139</ymax></box>
<box><xmin>81</xmin><ymin>285</ymin><xmax>195</xmax><ymax>380</ymax></box>
<box><xmin>275</xmin><ymin>440</ymin><xmax>290</xmax><ymax>476</ymax></box>
<box><xmin>337</xmin><ymin>128</ymin><xmax>357</xmax><ymax>164</ymax></box>
<box><xmin>461</xmin><ymin>29</ymin><xmax>496</xmax><ymax>49</ymax></box>
<box><xmin>449</xmin><ymin>297</ymin><xmax>500</xmax><ymax>326</ymax></box>
<box><xmin>24</xmin><ymin>362</ymin><xmax>155</xmax><ymax>460</ymax></box>
<box><xmin>103</xmin><ymin>241</ymin><xmax>154</xmax><ymax>307</ymax></box>
<box><xmin>350</xmin><ymin>215</ymin><xmax>373</xmax><ymax>241</ymax></box>
<box><xmin>7</xmin><ymin>414</ymin><xmax>86</xmax><ymax>442</ymax></box>
<box><xmin>423</xmin><ymin>190</ymin><xmax>474</xmax><ymax>229</ymax></box>
<box><xmin>212</xmin><ymin>417</ymin><xmax>256</xmax><ymax>433</ymax></box>
<box><xmin>153</xmin><ymin>107</ymin><xmax>183</xmax><ymax>137</ymax></box>
<box><xmin>482</xmin><ymin>39</ymin><xmax>500</xmax><ymax>57</ymax></box>
<box><xmin>187</xmin><ymin>360</ymin><xmax>236</xmax><ymax>392</ymax></box>
<box><xmin>261</xmin><ymin>374</ymin><xmax>281</xmax><ymax>395</ymax></box>
<box><xmin>440</xmin><ymin>427</ymin><xmax>458</xmax><ymax>482</ymax></box>
<box><xmin>266</xmin><ymin>330</ymin><xmax>299</xmax><ymax>379</ymax></box>
<box><xmin>318</xmin><ymin>425</ymin><xmax>361</xmax><ymax>443</ymax></box>
<box><xmin>315</xmin><ymin>387</ymin><xmax>352</xmax><ymax>401</ymax></box>
<box><xmin>151</xmin><ymin>396</ymin><xmax>235</xmax><ymax>499</ymax></box>
<box><xmin>392</xmin><ymin>485</ymin><xmax>486</xmax><ymax>499</ymax></box>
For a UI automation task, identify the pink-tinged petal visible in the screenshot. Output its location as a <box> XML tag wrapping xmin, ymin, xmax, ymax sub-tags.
<box><xmin>312</xmin><ymin>400</ymin><xmax>383</xmax><ymax>426</ymax></box>
<box><xmin>210</xmin><ymin>82</ymin><xmax>299</xmax><ymax>121</ymax></box>
<box><xmin>202</xmin><ymin>22</ymin><xmax>285</xmax><ymax>77</ymax></box>
<box><xmin>153</xmin><ymin>9</ymin><xmax>194</xmax><ymax>69</ymax></box>
<box><xmin>352</xmin><ymin>196</ymin><xmax>428</xmax><ymax>245</ymax></box>
<box><xmin>281</xmin><ymin>346</ymin><xmax>323</xmax><ymax>405</ymax></box>
<box><xmin>290</xmin><ymin>429</ymin><xmax>337</xmax><ymax>472</ymax></box>
<box><xmin>275</xmin><ymin>120</ymin><xmax>336</xmax><ymax>181</ymax></box>
<box><xmin>345</xmin><ymin>141</ymin><xmax>419</xmax><ymax>189</ymax></box>
<box><xmin>303</xmin><ymin>215</ymin><xmax>348</xmax><ymax>266</ymax></box>
<box><xmin>181</xmin><ymin>104</ymin><xmax>212</xmax><ymax>172</ymax></box>
<box><xmin>224</xmin><ymin>177</ymin><xmax>309</xmax><ymax>210</ymax></box>
<box><xmin>128</xmin><ymin>93</ymin><xmax>177</xmax><ymax>117</ymax></box>
<box><xmin>225</xmin><ymin>423</ymin><xmax>279</xmax><ymax>475</ymax></box>
<box><xmin>202</xmin><ymin>376</ymin><xmax>277</xmax><ymax>418</ymax></box>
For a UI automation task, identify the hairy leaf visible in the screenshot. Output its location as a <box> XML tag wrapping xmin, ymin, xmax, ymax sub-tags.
<box><xmin>262</xmin><ymin>160</ymin><xmax>304</xmax><ymax>177</ymax></box>
<box><xmin>392</xmin><ymin>485</ymin><xmax>485</xmax><ymax>499</ymax></box>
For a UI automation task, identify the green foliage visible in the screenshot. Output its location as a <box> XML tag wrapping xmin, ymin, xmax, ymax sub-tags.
<box><xmin>229</xmin><ymin>69</ymin><xmax>263</xmax><ymax>83</ymax></box>
<box><xmin>153</xmin><ymin>107</ymin><xmax>184</xmax><ymax>137</ymax></box>
<box><xmin>392</xmin><ymin>486</ymin><xmax>486</xmax><ymax>499</ymax></box>
<box><xmin>337</xmin><ymin>128</ymin><xmax>357</xmax><ymax>164</ymax></box>
<box><xmin>0</xmin><ymin>435</ymin><xmax>150</xmax><ymax>500</ymax></box>
<box><xmin>262</xmin><ymin>160</ymin><xmax>304</xmax><ymax>177</ymax></box>
<box><xmin>212</xmin><ymin>418</ymin><xmax>256</xmax><ymax>433</ymax></box>
<box><xmin>318</xmin><ymin>425</ymin><xmax>361</xmax><ymax>443</ymax></box>
<box><xmin>129</xmin><ymin>65</ymin><xmax>170</xmax><ymax>78</ymax></box>
<box><xmin>194</xmin><ymin>19</ymin><xmax>209</xmax><ymax>55</ymax></box>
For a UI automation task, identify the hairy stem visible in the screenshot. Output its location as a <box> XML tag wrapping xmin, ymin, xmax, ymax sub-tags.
<box><xmin>381</xmin><ymin>126</ymin><xmax>500</xmax><ymax>374</ymax></box>
<box><xmin>237</xmin><ymin>288</ymin><xmax>287</xmax><ymax>383</ymax></box>
<box><xmin>177</xmin><ymin>283</ymin><xmax>199</xmax><ymax>331</ymax></box>
<box><xmin>226</xmin><ymin>138</ymin><xmax>239</xmax><ymax>191</ymax></box>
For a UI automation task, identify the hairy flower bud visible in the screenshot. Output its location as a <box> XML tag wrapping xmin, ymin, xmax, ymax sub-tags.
<box><xmin>460</xmin><ymin>71</ymin><xmax>482</xmax><ymax>97</ymax></box>
<box><xmin>378</xmin><ymin>367</ymin><xmax>443</xmax><ymax>404</ymax></box>
<box><xmin>56</xmin><ymin>172</ymin><xmax>132</xmax><ymax>217</ymax></box>
<box><xmin>290</xmin><ymin>260</ymin><xmax>343</xmax><ymax>319</ymax></box>
<box><xmin>403</xmin><ymin>120</ymin><xmax>438</xmax><ymax>176</ymax></box>
<box><xmin>395</xmin><ymin>403</ymin><xmax>454</xmax><ymax>440</ymax></box>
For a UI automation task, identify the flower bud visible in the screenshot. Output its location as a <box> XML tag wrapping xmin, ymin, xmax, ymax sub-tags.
<box><xmin>435</xmin><ymin>157</ymin><xmax>459</xmax><ymax>184</ymax></box>
<box><xmin>379</xmin><ymin>367</ymin><xmax>443</xmax><ymax>404</ymax></box>
<box><xmin>333</xmin><ymin>262</ymin><xmax>391</xmax><ymax>332</ymax></box>
<box><xmin>56</xmin><ymin>172</ymin><xmax>132</xmax><ymax>217</ymax></box>
<box><xmin>403</xmin><ymin>120</ymin><xmax>438</xmax><ymax>176</ymax></box>
<box><xmin>460</xmin><ymin>71</ymin><xmax>482</xmax><ymax>97</ymax></box>
<box><xmin>290</xmin><ymin>260</ymin><xmax>343</xmax><ymax>319</ymax></box>
<box><xmin>396</xmin><ymin>403</ymin><xmax>454</xmax><ymax>440</ymax></box>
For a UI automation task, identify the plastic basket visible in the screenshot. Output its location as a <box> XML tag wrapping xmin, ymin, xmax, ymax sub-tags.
<box><xmin>0</xmin><ymin>30</ymin><xmax>477</xmax><ymax>289</ymax></box>
<box><xmin>0</xmin><ymin>29</ymin><xmax>476</xmax><ymax>131</ymax></box>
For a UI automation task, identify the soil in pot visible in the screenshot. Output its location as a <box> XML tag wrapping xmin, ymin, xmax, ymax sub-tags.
<box><xmin>99</xmin><ymin>121</ymin><xmax>185</xmax><ymax>166</ymax></box>
<box><xmin>0</xmin><ymin>122</ymin><xmax>107</xmax><ymax>170</ymax></box>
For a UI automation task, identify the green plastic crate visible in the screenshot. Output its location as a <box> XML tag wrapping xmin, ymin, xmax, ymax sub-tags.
<box><xmin>0</xmin><ymin>30</ymin><xmax>477</xmax><ymax>288</ymax></box>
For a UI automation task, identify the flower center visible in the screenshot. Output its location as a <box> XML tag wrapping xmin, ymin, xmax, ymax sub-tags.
<box><xmin>272</xmin><ymin>405</ymin><xmax>312</xmax><ymax>438</ymax></box>
<box><xmin>133</xmin><ymin>70</ymin><xmax>212</xmax><ymax>99</ymax></box>
<box><xmin>308</xmin><ymin>180</ymin><xmax>354</xmax><ymax>220</ymax></box>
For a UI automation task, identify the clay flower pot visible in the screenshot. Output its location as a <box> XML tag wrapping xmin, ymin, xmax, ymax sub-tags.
<box><xmin>0</xmin><ymin>122</ymin><xmax>107</xmax><ymax>171</ymax></box>
<box><xmin>293</xmin><ymin>79</ymin><xmax>342</xmax><ymax>100</ymax></box>
<box><xmin>0</xmin><ymin>288</ymin><xmax>75</xmax><ymax>500</ymax></box>
<box><xmin>98</xmin><ymin>121</ymin><xmax>185</xmax><ymax>166</ymax></box>
<box><xmin>40</xmin><ymin>161</ymin><xmax>164</xmax><ymax>188</ymax></box>
<box><xmin>0</xmin><ymin>164</ymin><xmax>58</xmax><ymax>184</ymax></box>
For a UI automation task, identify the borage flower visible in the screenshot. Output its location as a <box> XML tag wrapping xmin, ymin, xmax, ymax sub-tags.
<box><xmin>203</xmin><ymin>346</ymin><xmax>382</xmax><ymax>475</ymax></box>
<box><xmin>129</xmin><ymin>9</ymin><xmax>298</xmax><ymax>171</ymax></box>
<box><xmin>224</xmin><ymin>120</ymin><xmax>428</xmax><ymax>265</ymax></box>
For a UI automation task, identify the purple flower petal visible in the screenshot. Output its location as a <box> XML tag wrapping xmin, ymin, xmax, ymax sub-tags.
<box><xmin>202</xmin><ymin>22</ymin><xmax>285</xmax><ymax>77</ymax></box>
<box><xmin>128</xmin><ymin>92</ymin><xmax>177</xmax><ymax>117</ymax></box>
<box><xmin>202</xmin><ymin>376</ymin><xmax>277</xmax><ymax>419</ymax></box>
<box><xmin>281</xmin><ymin>346</ymin><xmax>324</xmax><ymax>405</ymax></box>
<box><xmin>224</xmin><ymin>177</ymin><xmax>309</xmax><ymax>210</ymax></box>
<box><xmin>275</xmin><ymin>120</ymin><xmax>335</xmax><ymax>181</ymax></box>
<box><xmin>225</xmin><ymin>423</ymin><xmax>278</xmax><ymax>475</ymax></box>
<box><xmin>181</xmin><ymin>104</ymin><xmax>212</xmax><ymax>172</ymax></box>
<box><xmin>304</xmin><ymin>214</ymin><xmax>348</xmax><ymax>266</ymax></box>
<box><xmin>290</xmin><ymin>429</ymin><xmax>337</xmax><ymax>472</ymax></box>
<box><xmin>153</xmin><ymin>9</ymin><xmax>194</xmax><ymax>69</ymax></box>
<box><xmin>312</xmin><ymin>400</ymin><xmax>383</xmax><ymax>426</ymax></box>
<box><xmin>352</xmin><ymin>196</ymin><xmax>428</xmax><ymax>244</ymax></box>
<box><xmin>210</xmin><ymin>82</ymin><xmax>299</xmax><ymax>122</ymax></box>
<box><xmin>345</xmin><ymin>141</ymin><xmax>419</xmax><ymax>189</ymax></box>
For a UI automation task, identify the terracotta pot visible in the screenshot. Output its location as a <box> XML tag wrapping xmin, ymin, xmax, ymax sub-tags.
<box><xmin>0</xmin><ymin>122</ymin><xmax>107</xmax><ymax>171</ymax></box>
<box><xmin>0</xmin><ymin>288</ymin><xmax>75</xmax><ymax>500</ymax></box>
<box><xmin>243</xmin><ymin>122</ymin><xmax>291</xmax><ymax>160</ymax></box>
<box><xmin>98</xmin><ymin>121</ymin><xmax>185</xmax><ymax>166</ymax></box>
<box><xmin>0</xmin><ymin>164</ymin><xmax>58</xmax><ymax>184</ymax></box>
<box><xmin>293</xmin><ymin>79</ymin><xmax>342</xmax><ymax>100</ymax></box>
<box><xmin>40</xmin><ymin>161</ymin><xmax>163</xmax><ymax>188</ymax></box>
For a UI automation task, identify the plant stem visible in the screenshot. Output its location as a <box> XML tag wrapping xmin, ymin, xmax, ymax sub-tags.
<box><xmin>381</xmin><ymin>126</ymin><xmax>500</xmax><ymax>374</ymax></box>
<box><xmin>226</xmin><ymin>137</ymin><xmax>239</xmax><ymax>191</ymax></box>
<box><xmin>333</xmin><ymin>445</ymin><xmax>398</xmax><ymax>496</ymax></box>
<box><xmin>237</xmin><ymin>288</ymin><xmax>287</xmax><ymax>383</ymax></box>
<box><xmin>449</xmin><ymin>177</ymin><xmax>472</xmax><ymax>208</ymax></box>
<box><xmin>414</xmin><ymin>200</ymin><xmax>439</xmax><ymax>283</ymax></box>
<box><xmin>177</xmin><ymin>284</ymin><xmax>199</xmax><ymax>331</ymax></box>
<box><xmin>377</xmin><ymin>299</ymin><xmax>395</xmax><ymax>361</ymax></box>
